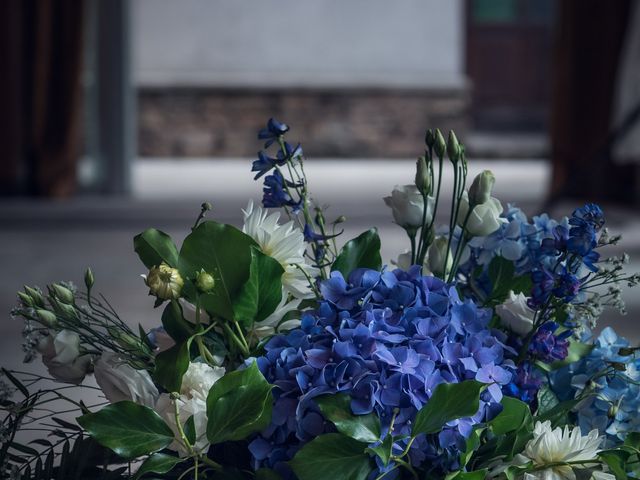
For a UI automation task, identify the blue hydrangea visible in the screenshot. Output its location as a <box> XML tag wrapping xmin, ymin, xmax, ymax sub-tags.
<box><xmin>550</xmin><ymin>327</ymin><xmax>640</xmax><ymax>445</ymax></box>
<box><xmin>251</xmin><ymin>267</ymin><xmax>515</xmax><ymax>478</ymax></box>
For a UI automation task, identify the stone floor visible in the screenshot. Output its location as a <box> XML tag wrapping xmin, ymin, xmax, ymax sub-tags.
<box><xmin>2</xmin><ymin>158</ymin><xmax>640</xmax><ymax>380</ymax></box>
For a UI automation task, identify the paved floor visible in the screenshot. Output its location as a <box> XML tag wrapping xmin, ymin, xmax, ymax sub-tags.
<box><xmin>2</xmin><ymin>158</ymin><xmax>639</xmax><ymax>380</ymax></box>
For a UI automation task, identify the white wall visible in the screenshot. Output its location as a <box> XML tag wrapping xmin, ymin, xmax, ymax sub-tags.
<box><xmin>132</xmin><ymin>0</ymin><xmax>465</xmax><ymax>89</ymax></box>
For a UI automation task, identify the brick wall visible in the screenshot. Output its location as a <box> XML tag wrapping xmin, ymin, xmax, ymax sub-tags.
<box><xmin>138</xmin><ymin>87</ymin><xmax>470</xmax><ymax>158</ymax></box>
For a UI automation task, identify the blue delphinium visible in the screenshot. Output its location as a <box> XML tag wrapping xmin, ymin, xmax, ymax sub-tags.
<box><xmin>251</xmin><ymin>267</ymin><xmax>514</xmax><ymax>478</ymax></box>
<box><xmin>258</xmin><ymin>118</ymin><xmax>290</xmax><ymax>147</ymax></box>
<box><xmin>550</xmin><ymin>327</ymin><xmax>640</xmax><ymax>445</ymax></box>
<box><xmin>262</xmin><ymin>170</ymin><xmax>302</xmax><ymax>212</ymax></box>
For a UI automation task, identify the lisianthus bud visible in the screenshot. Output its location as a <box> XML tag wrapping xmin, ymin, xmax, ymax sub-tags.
<box><xmin>51</xmin><ymin>284</ymin><xmax>74</xmax><ymax>304</ymax></box>
<box><xmin>36</xmin><ymin>309</ymin><xmax>58</xmax><ymax>327</ymax></box>
<box><xmin>145</xmin><ymin>264</ymin><xmax>184</xmax><ymax>300</ymax></box>
<box><xmin>195</xmin><ymin>270</ymin><xmax>215</xmax><ymax>293</ymax></box>
<box><xmin>434</xmin><ymin>129</ymin><xmax>446</xmax><ymax>158</ymax></box>
<box><xmin>17</xmin><ymin>292</ymin><xmax>34</xmax><ymax>308</ymax></box>
<box><xmin>425</xmin><ymin>129</ymin><xmax>435</xmax><ymax>148</ymax></box>
<box><xmin>468</xmin><ymin>170</ymin><xmax>495</xmax><ymax>206</ymax></box>
<box><xmin>425</xmin><ymin>236</ymin><xmax>453</xmax><ymax>278</ymax></box>
<box><xmin>447</xmin><ymin>131</ymin><xmax>460</xmax><ymax>163</ymax></box>
<box><xmin>24</xmin><ymin>286</ymin><xmax>45</xmax><ymax>308</ymax></box>
<box><xmin>415</xmin><ymin>156</ymin><xmax>431</xmax><ymax>195</ymax></box>
<box><xmin>51</xmin><ymin>300</ymin><xmax>79</xmax><ymax>321</ymax></box>
<box><xmin>84</xmin><ymin>268</ymin><xmax>94</xmax><ymax>291</ymax></box>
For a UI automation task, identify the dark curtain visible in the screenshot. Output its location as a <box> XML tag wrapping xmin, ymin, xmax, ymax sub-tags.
<box><xmin>0</xmin><ymin>0</ymin><xmax>84</xmax><ymax>197</ymax></box>
<box><xmin>550</xmin><ymin>0</ymin><xmax>635</xmax><ymax>204</ymax></box>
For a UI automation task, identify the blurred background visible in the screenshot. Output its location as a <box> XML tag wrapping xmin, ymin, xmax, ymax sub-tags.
<box><xmin>1</xmin><ymin>0</ymin><xmax>640</xmax><ymax>373</ymax></box>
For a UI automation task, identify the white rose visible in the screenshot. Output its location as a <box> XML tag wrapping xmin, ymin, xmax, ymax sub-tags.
<box><xmin>457</xmin><ymin>191</ymin><xmax>504</xmax><ymax>237</ymax></box>
<box><xmin>94</xmin><ymin>352</ymin><xmax>158</xmax><ymax>408</ymax></box>
<box><xmin>37</xmin><ymin>331</ymin><xmax>92</xmax><ymax>384</ymax></box>
<box><xmin>384</xmin><ymin>185</ymin><xmax>434</xmax><ymax>230</ymax></box>
<box><xmin>154</xmin><ymin>362</ymin><xmax>225</xmax><ymax>456</ymax></box>
<box><xmin>495</xmin><ymin>291</ymin><xmax>535</xmax><ymax>336</ymax></box>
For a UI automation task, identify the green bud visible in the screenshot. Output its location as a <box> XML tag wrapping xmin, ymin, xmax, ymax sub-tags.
<box><xmin>447</xmin><ymin>131</ymin><xmax>460</xmax><ymax>163</ymax></box>
<box><xmin>195</xmin><ymin>270</ymin><xmax>215</xmax><ymax>293</ymax></box>
<box><xmin>425</xmin><ymin>129</ymin><xmax>435</xmax><ymax>148</ymax></box>
<box><xmin>415</xmin><ymin>156</ymin><xmax>431</xmax><ymax>195</ymax></box>
<box><xmin>51</xmin><ymin>284</ymin><xmax>74</xmax><ymax>304</ymax></box>
<box><xmin>334</xmin><ymin>215</ymin><xmax>347</xmax><ymax>224</ymax></box>
<box><xmin>17</xmin><ymin>292</ymin><xmax>34</xmax><ymax>308</ymax></box>
<box><xmin>50</xmin><ymin>298</ymin><xmax>78</xmax><ymax>321</ymax></box>
<box><xmin>468</xmin><ymin>170</ymin><xmax>495</xmax><ymax>206</ymax></box>
<box><xmin>145</xmin><ymin>263</ymin><xmax>184</xmax><ymax>300</ymax></box>
<box><xmin>84</xmin><ymin>268</ymin><xmax>95</xmax><ymax>291</ymax></box>
<box><xmin>36</xmin><ymin>309</ymin><xmax>58</xmax><ymax>327</ymax></box>
<box><xmin>108</xmin><ymin>326</ymin><xmax>141</xmax><ymax>350</ymax></box>
<box><xmin>201</xmin><ymin>202</ymin><xmax>212</xmax><ymax>212</ymax></box>
<box><xmin>433</xmin><ymin>129</ymin><xmax>446</xmax><ymax>158</ymax></box>
<box><xmin>608</xmin><ymin>404</ymin><xmax>619</xmax><ymax>419</ymax></box>
<box><xmin>24</xmin><ymin>286</ymin><xmax>45</xmax><ymax>308</ymax></box>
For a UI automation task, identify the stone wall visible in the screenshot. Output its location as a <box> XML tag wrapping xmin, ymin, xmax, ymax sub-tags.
<box><xmin>138</xmin><ymin>87</ymin><xmax>470</xmax><ymax>158</ymax></box>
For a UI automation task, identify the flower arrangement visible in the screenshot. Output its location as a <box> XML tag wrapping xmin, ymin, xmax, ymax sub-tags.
<box><xmin>3</xmin><ymin>119</ymin><xmax>640</xmax><ymax>480</ymax></box>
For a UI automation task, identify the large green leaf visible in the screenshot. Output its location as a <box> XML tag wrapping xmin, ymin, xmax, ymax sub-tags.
<box><xmin>412</xmin><ymin>380</ymin><xmax>485</xmax><ymax>436</ymax></box>
<box><xmin>161</xmin><ymin>300</ymin><xmax>194</xmax><ymax>342</ymax></box>
<box><xmin>485</xmin><ymin>255</ymin><xmax>518</xmax><ymax>305</ymax></box>
<box><xmin>134</xmin><ymin>229</ymin><xmax>179</xmax><ymax>269</ymax></box>
<box><xmin>315</xmin><ymin>394</ymin><xmax>380</xmax><ymax>443</ymax></box>
<box><xmin>233</xmin><ymin>247</ymin><xmax>284</xmax><ymax>327</ymax></box>
<box><xmin>490</xmin><ymin>397</ymin><xmax>533</xmax><ymax>435</ymax></box>
<box><xmin>289</xmin><ymin>433</ymin><xmax>373</xmax><ymax>480</ymax></box>
<box><xmin>179</xmin><ymin>221</ymin><xmax>256</xmax><ymax>320</ymax></box>
<box><xmin>206</xmin><ymin>362</ymin><xmax>273</xmax><ymax>444</ymax></box>
<box><xmin>153</xmin><ymin>339</ymin><xmax>191</xmax><ymax>392</ymax></box>
<box><xmin>134</xmin><ymin>453</ymin><xmax>183</xmax><ymax>479</ymax></box>
<box><xmin>332</xmin><ymin>229</ymin><xmax>382</xmax><ymax>278</ymax></box>
<box><xmin>77</xmin><ymin>401</ymin><xmax>174</xmax><ymax>460</ymax></box>
<box><xmin>445</xmin><ymin>470</ymin><xmax>488</xmax><ymax>480</ymax></box>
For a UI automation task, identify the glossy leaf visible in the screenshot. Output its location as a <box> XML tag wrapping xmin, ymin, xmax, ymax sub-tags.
<box><xmin>289</xmin><ymin>433</ymin><xmax>372</xmax><ymax>480</ymax></box>
<box><xmin>206</xmin><ymin>362</ymin><xmax>273</xmax><ymax>444</ymax></box>
<box><xmin>412</xmin><ymin>380</ymin><xmax>485</xmax><ymax>436</ymax></box>
<box><xmin>77</xmin><ymin>401</ymin><xmax>174</xmax><ymax>460</ymax></box>
<box><xmin>332</xmin><ymin>229</ymin><xmax>382</xmax><ymax>278</ymax></box>
<box><xmin>315</xmin><ymin>394</ymin><xmax>380</xmax><ymax>443</ymax></box>
<box><xmin>134</xmin><ymin>229</ymin><xmax>179</xmax><ymax>269</ymax></box>
<box><xmin>161</xmin><ymin>300</ymin><xmax>194</xmax><ymax>342</ymax></box>
<box><xmin>153</xmin><ymin>339</ymin><xmax>191</xmax><ymax>392</ymax></box>
<box><xmin>179</xmin><ymin>221</ymin><xmax>256</xmax><ymax>320</ymax></box>
<box><xmin>134</xmin><ymin>453</ymin><xmax>183</xmax><ymax>479</ymax></box>
<box><xmin>490</xmin><ymin>397</ymin><xmax>533</xmax><ymax>435</ymax></box>
<box><xmin>366</xmin><ymin>434</ymin><xmax>394</xmax><ymax>466</ymax></box>
<box><xmin>233</xmin><ymin>247</ymin><xmax>284</xmax><ymax>327</ymax></box>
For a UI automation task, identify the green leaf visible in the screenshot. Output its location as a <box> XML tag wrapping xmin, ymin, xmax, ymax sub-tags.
<box><xmin>183</xmin><ymin>415</ymin><xmax>196</xmax><ymax>445</ymax></box>
<box><xmin>549</xmin><ymin>341</ymin><xmax>594</xmax><ymax>370</ymax></box>
<box><xmin>599</xmin><ymin>450</ymin><xmax>630</xmax><ymax>480</ymax></box>
<box><xmin>2</xmin><ymin>368</ymin><xmax>29</xmax><ymax>397</ymax></box>
<box><xmin>153</xmin><ymin>339</ymin><xmax>191</xmax><ymax>392</ymax></box>
<box><xmin>316</xmin><ymin>394</ymin><xmax>380</xmax><ymax>443</ymax></box>
<box><xmin>134</xmin><ymin>453</ymin><xmax>183</xmax><ymax>479</ymax></box>
<box><xmin>534</xmin><ymin>391</ymin><xmax>582</xmax><ymax>427</ymax></box>
<box><xmin>179</xmin><ymin>221</ymin><xmax>257</xmax><ymax>320</ymax></box>
<box><xmin>486</xmin><ymin>256</ymin><xmax>516</xmax><ymax>304</ymax></box>
<box><xmin>161</xmin><ymin>300</ymin><xmax>194</xmax><ymax>342</ymax></box>
<box><xmin>77</xmin><ymin>401</ymin><xmax>174</xmax><ymax>460</ymax></box>
<box><xmin>332</xmin><ymin>229</ymin><xmax>382</xmax><ymax>278</ymax></box>
<box><xmin>233</xmin><ymin>247</ymin><xmax>284</xmax><ymax>327</ymax></box>
<box><xmin>366</xmin><ymin>434</ymin><xmax>394</xmax><ymax>466</ymax></box>
<box><xmin>490</xmin><ymin>397</ymin><xmax>533</xmax><ymax>435</ymax></box>
<box><xmin>206</xmin><ymin>362</ymin><xmax>273</xmax><ymax>444</ymax></box>
<box><xmin>134</xmin><ymin>229</ymin><xmax>179</xmax><ymax>269</ymax></box>
<box><xmin>446</xmin><ymin>469</ymin><xmax>488</xmax><ymax>480</ymax></box>
<box><xmin>412</xmin><ymin>380</ymin><xmax>485</xmax><ymax>436</ymax></box>
<box><xmin>536</xmin><ymin>385</ymin><xmax>561</xmax><ymax>417</ymax></box>
<box><xmin>289</xmin><ymin>433</ymin><xmax>373</xmax><ymax>480</ymax></box>
<box><xmin>460</xmin><ymin>427</ymin><xmax>484</xmax><ymax>467</ymax></box>
<box><xmin>255</xmin><ymin>468</ymin><xmax>283</xmax><ymax>480</ymax></box>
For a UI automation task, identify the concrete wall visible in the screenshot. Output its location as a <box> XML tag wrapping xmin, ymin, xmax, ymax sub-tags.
<box><xmin>132</xmin><ymin>0</ymin><xmax>465</xmax><ymax>89</ymax></box>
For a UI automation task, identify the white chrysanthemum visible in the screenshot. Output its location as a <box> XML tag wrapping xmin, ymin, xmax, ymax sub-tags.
<box><xmin>154</xmin><ymin>362</ymin><xmax>225</xmax><ymax>456</ymax></box>
<box><xmin>517</xmin><ymin>421</ymin><xmax>605</xmax><ymax>480</ymax></box>
<box><xmin>242</xmin><ymin>200</ymin><xmax>319</xmax><ymax>299</ymax></box>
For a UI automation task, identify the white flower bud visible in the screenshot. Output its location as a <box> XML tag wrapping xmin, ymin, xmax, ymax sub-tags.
<box><xmin>457</xmin><ymin>191</ymin><xmax>504</xmax><ymax>237</ymax></box>
<box><xmin>384</xmin><ymin>185</ymin><xmax>434</xmax><ymax>230</ymax></box>
<box><xmin>468</xmin><ymin>170</ymin><xmax>495</xmax><ymax>206</ymax></box>
<box><xmin>415</xmin><ymin>156</ymin><xmax>431</xmax><ymax>195</ymax></box>
<box><xmin>425</xmin><ymin>236</ymin><xmax>453</xmax><ymax>278</ymax></box>
<box><xmin>495</xmin><ymin>291</ymin><xmax>535</xmax><ymax>336</ymax></box>
<box><xmin>144</xmin><ymin>264</ymin><xmax>184</xmax><ymax>300</ymax></box>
